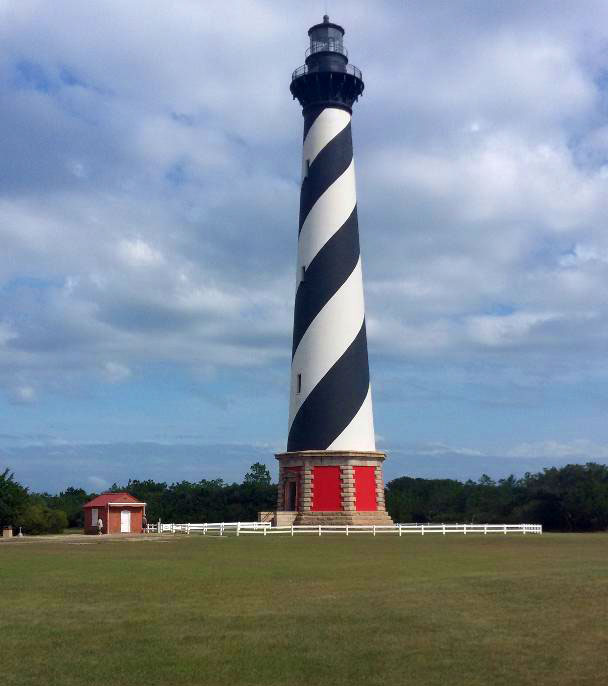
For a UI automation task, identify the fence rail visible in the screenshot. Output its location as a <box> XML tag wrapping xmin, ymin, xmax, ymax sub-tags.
<box><xmin>147</xmin><ymin>522</ymin><xmax>542</xmax><ymax>537</ymax></box>
<box><xmin>146</xmin><ymin>521</ymin><xmax>271</xmax><ymax>535</ymax></box>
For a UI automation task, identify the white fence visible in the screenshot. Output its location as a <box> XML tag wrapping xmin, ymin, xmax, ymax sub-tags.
<box><xmin>146</xmin><ymin>521</ymin><xmax>271</xmax><ymax>535</ymax></box>
<box><xmin>147</xmin><ymin>522</ymin><xmax>542</xmax><ymax>536</ymax></box>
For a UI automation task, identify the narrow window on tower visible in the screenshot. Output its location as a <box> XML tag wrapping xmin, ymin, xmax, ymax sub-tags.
<box><xmin>296</xmin><ymin>373</ymin><xmax>302</xmax><ymax>394</ymax></box>
<box><xmin>304</xmin><ymin>159</ymin><xmax>310</xmax><ymax>177</ymax></box>
<box><xmin>301</xmin><ymin>265</ymin><xmax>306</xmax><ymax>282</ymax></box>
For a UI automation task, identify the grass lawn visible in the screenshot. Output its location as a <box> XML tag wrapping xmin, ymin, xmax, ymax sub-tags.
<box><xmin>1</xmin><ymin>533</ymin><xmax>607</xmax><ymax>686</ymax></box>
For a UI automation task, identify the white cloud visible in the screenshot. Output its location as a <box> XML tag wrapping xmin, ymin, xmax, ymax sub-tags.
<box><xmin>507</xmin><ymin>440</ymin><xmax>608</xmax><ymax>460</ymax></box>
<box><xmin>117</xmin><ymin>239</ymin><xmax>164</xmax><ymax>268</ymax></box>
<box><xmin>0</xmin><ymin>322</ymin><xmax>17</xmax><ymax>346</ymax></box>
<box><xmin>560</xmin><ymin>244</ymin><xmax>608</xmax><ymax>267</ymax></box>
<box><xmin>411</xmin><ymin>442</ymin><xmax>484</xmax><ymax>458</ymax></box>
<box><xmin>102</xmin><ymin>362</ymin><xmax>131</xmax><ymax>384</ymax></box>
<box><xmin>0</xmin><ymin>0</ymin><xmax>607</xmax><ymax>463</ymax></box>
<box><xmin>87</xmin><ymin>475</ymin><xmax>109</xmax><ymax>491</ymax></box>
<box><xmin>9</xmin><ymin>385</ymin><xmax>36</xmax><ymax>405</ymax></box>
<box><xmin>466</xmin><ymin>312</ymin><xmax>560</xmax><ymax>348</ymax></box>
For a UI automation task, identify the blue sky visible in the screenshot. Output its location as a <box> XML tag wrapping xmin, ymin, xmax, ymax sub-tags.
<box><xmin>1</xmin><ymin>0</ymin><xmax>608</xmax><ymax>493</ymax></box>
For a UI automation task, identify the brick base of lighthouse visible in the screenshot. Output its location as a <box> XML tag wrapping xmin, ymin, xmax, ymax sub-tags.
<box><xmin>275</xmin><ymin>451</ymin><xmax>393</xmax><ymax>526</ymax></box>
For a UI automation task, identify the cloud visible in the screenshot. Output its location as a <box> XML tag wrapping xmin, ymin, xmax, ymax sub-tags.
<box><xmin>87</xmin><ymin>475</ymin><xmax>109</xmax><ymax>491</ymax></box>
<box><xmin>117</xmin><ymin>239</ymin><xmax>164</xmax><ymax>268</ymax></box>
<box><xmin>5</xmin><ymin>435</ymin><xmax>605</xmax><ymax>493</ymax></box>
<box><xmin>466</xmin><ymin>311</ymin><xmax>561</xmax><ymax>348</ymax></box>
<box><xmin>507</xmin><ymin>439</ymin><xmax>608</xmax><ymax>460</ymax></box>
<box><xmin>1</xmin><ymin>441</ymin><xmax>278</xmax><ymax>493</ymax></box>
<box><xmin>0</xmin><ymin>321</ymin><xmax>17</xmax><ymax>346</ymax></box>
<box><xmin>3</xmin><ymin>1</ymin><xmax>607</xmax><ymax>390</ymax></box>
<box><xmin>102</xmin><ymin>362</ymin><xmax>131</xmax><ymax>384</ymax></box>
<box><xmin>406</xmin><ymin>441</ymin><xmax>484</xmax><ymax>458</ymax></box>
<box><xmin>8</xmin><ymin>385</ymin><xmax>36</xmax><ymax>405</ymax></box>
<box><xmin>0</xmin><ymin>1</ymin><xmax>607</xmax><ymax>480</ymax></box>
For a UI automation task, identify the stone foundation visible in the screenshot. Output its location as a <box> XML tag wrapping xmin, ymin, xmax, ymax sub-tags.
<box><xmin>275</xmin><ymin>450</ymin><xmax>393</xmax><ymax>526</ymax></box>
<box><xmin>294</xmin><ymin>511</ymin><xmax>394</xmax><ymax>526</ymax></box>
<box><xmin>274</xmin><ymin>511</ymin><xmax>298</xmax><ymax>527</ymax></box>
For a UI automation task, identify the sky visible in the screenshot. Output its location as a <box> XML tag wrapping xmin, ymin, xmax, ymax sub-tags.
<box><xmin>1</xmin><ymin>0</ymin><xmax>608</xmax><ymax>493</ymax></box>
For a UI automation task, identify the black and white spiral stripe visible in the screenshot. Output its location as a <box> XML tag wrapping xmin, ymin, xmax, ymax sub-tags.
<box><xmin>287</xmin><ymin>106</ymin><xmax>375</xmax><ymax>453</ymax></box>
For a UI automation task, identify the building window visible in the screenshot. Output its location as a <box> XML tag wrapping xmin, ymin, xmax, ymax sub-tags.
<box><xmin>296</xmin><ymin>373</ymin><xmax>302</xmax><ymax>394</ymax></box>
<box><xmin>91</xmin><ymin>508</ymin><xmax>98</xmax><ymax>525</ymax></box>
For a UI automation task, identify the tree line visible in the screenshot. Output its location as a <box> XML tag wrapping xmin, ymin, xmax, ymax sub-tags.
<box><xmin>0</xmin><ymin>468</ymin><xmax>69</xmax><ymax>534</ymax></box>
<box><xmin>1</xmin><ymin>462</ymin><xmax>607</xmax><ymax>533</ymax></box>
<box><xmin>0</xmin><ymin>462</ymin><xmax>276</xmax><ymax>533</ymax></box>
<box><xmin>385</xmin><ymin>463</ymin><xmax>608</xmax><ymax>532</ymax></box>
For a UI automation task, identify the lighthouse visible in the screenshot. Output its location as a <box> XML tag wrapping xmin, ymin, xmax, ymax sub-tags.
<box><xmin>275</xmin><ymin>16</ymin><xmax>393</xmax><ymax>526</ymax></box>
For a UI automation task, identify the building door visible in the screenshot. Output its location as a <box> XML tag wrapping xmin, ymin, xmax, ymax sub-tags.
<box><xmin>311</xmin><ymin>466</ymin><xmax>342</xmax><ymax>511</ymax></box>
<box><xmin>286</xmin><ymin>481</ymin><xmax>297</xmax><ymax>511</ymax></box>
<box><xmin>120</xmin><ymin>510</ymin><xmax>131</xmax><ymax>533</ymax></box>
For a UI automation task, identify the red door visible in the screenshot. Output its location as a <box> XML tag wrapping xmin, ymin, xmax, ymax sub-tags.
<box><xmin>312</xmin><ymin>466</ymin><xmax>342</xmax><ymax>511</ymax></box>
<box><xmin>354</xmin><ymin>466</ymin><xmax>377</xmax><ymax>511</ymax></box>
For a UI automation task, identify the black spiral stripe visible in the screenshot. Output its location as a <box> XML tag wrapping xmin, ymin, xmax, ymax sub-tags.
<box><xmin>288</xmin><ymin>106</ymin><xmax>372</xmax><ymax>451</ymax></box>
<box><xmin>298</xmin><ymin>122</ymin><xmax>353</xmax><ymax>235</ymax></box>
<box><xmin>302</xmin><ymin>106</ymin><xmax>324</xmax><ymax>141</ymax></box>
<box><xmin>288</xmin><ymin>320</ymin><xmax>370</xmax><ymax>452</ymax></box>
<box><xmin>291</xmin><ymin>205</ymin><xmax>360</xmax><ymax>358</ymax></box>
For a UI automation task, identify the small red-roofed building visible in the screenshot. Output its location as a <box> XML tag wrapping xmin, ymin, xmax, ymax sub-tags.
<box><xmin>83</xmin><ymin>492</ymin><xmax>146</xmax><ymax>535</ymax></box>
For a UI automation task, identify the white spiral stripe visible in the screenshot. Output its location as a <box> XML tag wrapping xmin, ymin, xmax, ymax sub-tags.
<box><xmin>289</xmin><ymin>258</ymin><xmax>365</xmax><ymax>430</ymax></box>
<box><xmin>327</xmin><ymin>384</ymin><xmax>375</xmax><ymax>451</ymax></box>
<box><xmin>298</xmin><ymin>160</ymin><xmax>356</xmax><ymax>275</ymax></box>
<box><xmin>302</xmin><ymin>108</ymin><xmax>351</xmax><ymax>179</ymax></box>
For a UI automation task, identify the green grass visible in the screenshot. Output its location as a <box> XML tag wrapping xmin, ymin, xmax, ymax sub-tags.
<box><xmin>1</xmin><ymin>533</ymin><xmax>607</xmax><ymax>686</ymax></box>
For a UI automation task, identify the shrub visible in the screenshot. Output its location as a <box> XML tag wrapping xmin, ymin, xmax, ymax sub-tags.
<box><xmin>20</xmin><ymin>503</ymin><xmax>68</xmax><ymax>535</ymax></box>
<box><xmin>47</xmin><ymin>509</ymin><xmax>68</xmax><ymax>533</ymax></box>
<box><xmin>0</xmin><ymin>468</ymin><xmax>29</xmax><ymax>528</ymax></box>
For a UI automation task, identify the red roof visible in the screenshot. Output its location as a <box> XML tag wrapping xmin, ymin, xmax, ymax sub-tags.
<box><xmin>83</xmin><ymin>492</ymin><xmax>144</xmax><ymax>508</ymax></box>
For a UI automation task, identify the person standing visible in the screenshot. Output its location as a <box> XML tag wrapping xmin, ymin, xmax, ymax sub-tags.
<box><xmin>97</xmin><ymin>517</ymin><xmax>103</xmax><ymax>535</ymax></box>
<box><xmin>142</xmin><ymin>514</ymin><xmax>148</xmax><ymax>534</ymax></box>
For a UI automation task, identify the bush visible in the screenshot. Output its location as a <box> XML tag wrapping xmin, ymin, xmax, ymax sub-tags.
<box><xmin>47</xmin><ymin>509</ymin><xmax>69</xmax><ymax>533</ymax></box>
<box><xmin>39</xmin><ymin>487</ymin><xmax>91</xmax><ymax>527</ymax></box>
<box><xmin>0</xmin><ymin>468</ymin><xmax>29</xmax><ymax>528</ymax></box>
<box><xmin>20</xmin><ymin>503</ymin><xmax>68</xmax><ymax>535</ymax></box>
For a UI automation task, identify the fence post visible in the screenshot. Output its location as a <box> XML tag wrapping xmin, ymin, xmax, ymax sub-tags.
<box><xmin>236</xmin><ymin>522</ymin><xmax>240</xmax><ymax>537</ymax></box>
<box><xmin>373</xmin><ymin>525</ymin><xmax>376</xmax><ymax>537</ymax></box>
<box><xmin>263</xmin><ymin>525</ymin><xmax>267</xmax><ymax>536</ymax></box>
<box><xmin>220</xmin><ymin>522</ymin><xmax>224</xmax><ymax>537</ymax></box>
<box><xmin>318</xmin><ymin>525</ymin><xmax>321</xmax><ymax>537</ymax></box>
<box><xmin>346</xmin><ymin>525</ymin><xmax>349</xmax><ymax>537</ymax></box>
<box><xmin>503</xmin><ymin>525</ymin><xmax>507</xmax><ymax>535</ymax></box>
<box><xmin>399</xmin><ymin>524</ymin><xmax>402</xmax><ymax>537</ymax></box>
<box><xmin>204</xmin><ymin>523</ymin><xmax>207</xmax><ymax>535</ymax></box>
<box><xmin>157</xmin><ymin>519</ymin><xmax>161</xmax><ymax>535</ymax></box>
<box><xmin>442</xmin><ymin>524</ymin><xmax>446</xmax><ymax>535</ymax></box>
<box><xmin>291</xmin><ymin>524</ymin><xmax>294</xmax><ymax>537</ymax></box>
<box><xmin>484</xmin><ymin>525</ymin><xmax>487</xmax><ymax>535</ymax></box>
<box><xmin>464</xmin><ymin>524</ymin><xmax>467</xmax><ymax>535</ymax></box>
